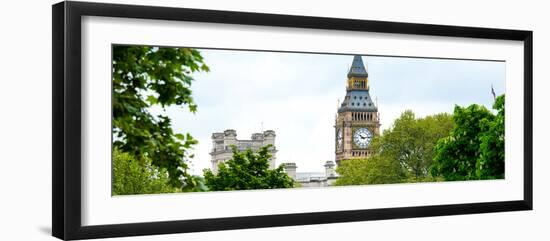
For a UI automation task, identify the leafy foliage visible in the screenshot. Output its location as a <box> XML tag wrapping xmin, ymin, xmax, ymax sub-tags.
<box><xmin>336</xmin><ymin>153</ymin><xmax>405</xmax><ymax>185</ymax></box>
<box><xmin>335</xmin><ymin>111</ymin><xmax>453</xmax><ymax>186</ymax></box>
<box><xmin>431</xmin><ymin>95</ymin><xmax>505</xmax><ymax>180</ymax></box>
<box><xmin>477</xmin><ymin>95</ymin><xmax>505</xmax><ymax>179</ymax></box>
<box><xmin>112</xmin><ymin>46</ymin><xmax>209</xmax><ymax>187</ymax></box>
<box><xmin>203</xmin><ymin>145</ymin><xmax>294</xmax><ymax>191</ymax></box>
<box><xmin>112</xmin><ymin>149</ymin><xmax>177</xmax><ymax>195</ymax></box>
<box><xmin>378</xmin><ymin>111</ymin><xmax>454</xmax><ymax>180</ymax></box>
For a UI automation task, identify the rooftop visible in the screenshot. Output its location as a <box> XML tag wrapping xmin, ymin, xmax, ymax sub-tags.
<box><xmin>338</xmin><ymin>90</ymin><xmax>377</xmax><ymax>113</ymax></box>
<box><xmin>347</xmin><ymin>55</ymin><xmax>368</xmax><ymax>78</ymax></box>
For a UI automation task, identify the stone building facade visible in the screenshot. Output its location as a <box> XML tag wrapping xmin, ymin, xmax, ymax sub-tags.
<box><xmin>283</xmin><ymin>161</ymin><xmax>337</xmax><ymax>188</ymax></box>
<box><xmin>209</xmin><ymin>129</ymin><xmax>277</xmax><ymax>173</ymax></box>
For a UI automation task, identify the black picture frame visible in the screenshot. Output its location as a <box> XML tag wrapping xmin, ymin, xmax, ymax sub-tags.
<box><xmin>52</xmin><ymin>1</ymin><xmax>533</xmax><ymax>240</ymax></box>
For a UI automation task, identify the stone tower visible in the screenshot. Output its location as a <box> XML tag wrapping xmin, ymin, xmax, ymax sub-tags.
<box><xmin>335</xmin><ymin>55</ymin><xmax>381</xmax><ymax>163</ymax></box>
<box><xmin>210</xmin><ymin>129</ymin><xmax>277</xmax><ymax>173</ymax></box>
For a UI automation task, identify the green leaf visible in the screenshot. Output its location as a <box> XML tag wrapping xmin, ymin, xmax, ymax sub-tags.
<box><xmin>146</xmin><ymin>95</ymin><xmax>158</xmax><ymax>105</ymax></box>
<box><xmin>174</xmin><ymin>133</ymin><xmax>185</xmax><ymax>140</ymax></box>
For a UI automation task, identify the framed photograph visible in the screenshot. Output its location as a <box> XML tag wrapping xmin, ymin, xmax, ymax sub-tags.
<box><xmin>52</xmin><ymin>1</ymin><xmax>533</xmax><ymax>240</ymax></box>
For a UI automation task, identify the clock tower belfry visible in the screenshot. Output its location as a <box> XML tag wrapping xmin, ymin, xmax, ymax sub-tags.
<box><xmin>335</xmin><ymin>55</ymin><xmax>380</xmax><ymax>163</ymax></box>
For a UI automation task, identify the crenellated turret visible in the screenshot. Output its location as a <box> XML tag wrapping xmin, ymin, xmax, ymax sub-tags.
<box><xmin>210</xmin><ymin>129</ymin><xmax>277</xmax><ymax>173</ymax></box>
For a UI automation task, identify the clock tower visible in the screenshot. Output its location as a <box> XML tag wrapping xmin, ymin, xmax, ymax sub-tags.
<box><xmin>335</xmin><ymin>55</ymin><xmax>380</xmax><ymax>163</ymax></box>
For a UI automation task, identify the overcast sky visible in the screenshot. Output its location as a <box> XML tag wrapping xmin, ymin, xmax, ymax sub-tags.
<box><xmin>157</xmin><ymin>48</ymin><xmax>505</xmax><ymax>175</ymax></box>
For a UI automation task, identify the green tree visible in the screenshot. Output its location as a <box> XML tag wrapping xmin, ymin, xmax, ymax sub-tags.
<box><xmin>112</xmin><ymin>148</ymin><xmax>177</xmax><ymax>195</ymax></box>
<box><xmin>335</xmin><ymin>111</ymin><xmax>453</xmax><ymax>186</ymax></box>
<box><xmin>112</xmin><ymin>46</ymin><xmax>209</xmax><ymax>188</ymax></box>
<box><xmin>431</xmin><ymin>95</ymin><xmax>505</xmax><ymax>181</ymax></box>
<box><xmin>477</xmin><ymin>95</ymin><xmax>505</xmax><ymax>179</ymax></box>
<box><xmin>203</xmin><ymin>145</ymin><xmax>294</xmax><ymax>191</ymax></box>
<box><xmin>378</xmin><ymin>111</ymin><xmax>453</xmax><ymax>180</ymax></box>
<box><xmin>335</xmin><ymin>152</ymin><xmax>405</xmax><ymax>185</ymax></box>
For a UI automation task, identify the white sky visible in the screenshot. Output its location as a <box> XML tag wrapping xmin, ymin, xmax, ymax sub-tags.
<box><xmin>157</xmin><ymin>49</ymin><xmax>505</xmax><ymax>175</ymax></box>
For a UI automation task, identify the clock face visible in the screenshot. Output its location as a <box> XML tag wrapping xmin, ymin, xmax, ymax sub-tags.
<box><xmin>353</xmin><ymin>128</ymin><xmax>372</xmax><ymax>149</ymax></box>
<box><xmin>336</xmin><ymin>128</ymin><xmax>343</xmax><ymax>149</ymax></box>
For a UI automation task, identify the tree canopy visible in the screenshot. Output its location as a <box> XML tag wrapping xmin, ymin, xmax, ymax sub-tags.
<box><xmin>431</xmin><ymin>95</ymin><xmax>505</xmax><ymax>180</ymax></box>
<box><xmin>477</xmin><ymin>95</ymin><xmax>505</xmax><ymax>179</ymax></box>
<box><xmin>336</xmin><ymin>111</ymin><xmax>453</xmax><ymax>186</ymax></box>
<box><xmin>377</xmin><ymin>111</ymin><xmax>454</xmax><ymax>180</ymax></box>
<box><xmin>112</xmin><ymin>46</ymin><xmax>209</xmax><ymax>188</ymax></box>
<box><xmin>203</xmin><ymin>146</ymin><xmax>295</xmax><ymax>191</ymax></box>
<box><xmin>112</xmin><ymin>148</ymin><xmax>177</xmax><ymax>195</ymax></box>
<box><xmin>336</xmin><ymin>153</ymin><xmax>405</xmax><ymax>185</ymax></box>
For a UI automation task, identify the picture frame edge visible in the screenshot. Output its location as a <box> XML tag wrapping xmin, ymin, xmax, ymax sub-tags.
<box><xmin>52</xmin><ymin>1</ymin><xmax>534</xmax><ymax>240</ymax></box>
